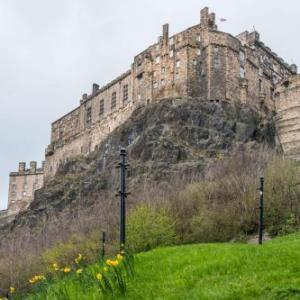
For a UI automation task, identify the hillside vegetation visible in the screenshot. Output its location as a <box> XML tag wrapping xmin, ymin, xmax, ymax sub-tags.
<box><xmin>20</xmin><ymin>233</ymin><xmax>300</xmax><ymax>300</ymax></box>
<box><xmin>0</xmin><ymin>99</ymin><xmax>299</xmax><ymax>291</ymax></box>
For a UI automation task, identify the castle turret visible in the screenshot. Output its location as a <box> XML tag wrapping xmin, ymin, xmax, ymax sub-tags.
<box><xmin>19</xmin><ymin>162</ymin><xmax>26</xmax><ymax>174</ymax></box>
<box><xmin>30</xmin><ymin>161</ymin><xmax>37</xmax><ymax>174</ymax></box>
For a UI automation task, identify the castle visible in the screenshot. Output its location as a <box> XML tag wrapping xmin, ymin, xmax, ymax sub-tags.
<box><xmin>1</xmin><ymin>7</ymin><xmax>300</xmax><ymax>223</ymax></box>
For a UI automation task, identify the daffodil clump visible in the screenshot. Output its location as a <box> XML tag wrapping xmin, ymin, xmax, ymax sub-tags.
<box><xmin>29</xmin><ymin>275</ymin><xmax>46</xmax><ymax>284</ymax></box>
<box><xmin>0</xmin><ymin>250</ymin><xmax>134</xmax><ymax>298</ymax></box>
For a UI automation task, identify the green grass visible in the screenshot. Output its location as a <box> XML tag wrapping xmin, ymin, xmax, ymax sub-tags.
<box><xmin>22</xmin><ymin>233</ymin><xmax>300</xmax><ymax>300</ymax></box>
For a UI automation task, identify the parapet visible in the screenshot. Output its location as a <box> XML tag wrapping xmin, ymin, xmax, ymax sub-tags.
<box><xmin>11</xmin><ymin>161</ymin><xmax>44</xmax><ymax>176</ymax></box>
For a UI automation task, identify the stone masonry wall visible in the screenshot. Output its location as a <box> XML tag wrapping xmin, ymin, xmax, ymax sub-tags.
<box><xmin>275</xmin><ymin>75</ymin><xmax>300</xmax><ymax>158</ymax></box>
<box><xmin>8</xmin><ymin>162</ymin><xmax>44</xmax><ymax>215</ymax></box>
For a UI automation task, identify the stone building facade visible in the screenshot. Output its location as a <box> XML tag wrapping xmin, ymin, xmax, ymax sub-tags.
<box><xmin>0</xmin><ymin>162</ymin><xmax>44</xmax><ymax>224</ymax></box>
<box><xmin>1</xmin><ymin>7</ymin><xmax>299</xmax><ymax>222</ymax></box>
<box><xmin>275</xmin><ymin>75</ymin><xmax>300</xmax><ymax>159</ymax></box>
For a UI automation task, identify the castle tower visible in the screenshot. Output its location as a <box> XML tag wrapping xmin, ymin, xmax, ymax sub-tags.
<box><xmin>275</xmin><ymin>75</ymin><xmax>300</xmax><ymax>159</ymax></box>
<box><xmin>7</xmin><ymin>161</ymin><xmax>44</xmax><ymax>215</ymax></box>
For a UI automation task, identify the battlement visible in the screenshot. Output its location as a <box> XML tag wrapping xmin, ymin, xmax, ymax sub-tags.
<box><xmin>10</xmin><ymin>161</ymin><xmax>44</xmax><ymax>176</ymax></box>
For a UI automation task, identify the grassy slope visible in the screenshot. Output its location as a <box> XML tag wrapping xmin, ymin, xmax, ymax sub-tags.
<box><xmin>25</xmin><ymin>233</ymin><xmax>300</xmax><ymax>300</ymax></box>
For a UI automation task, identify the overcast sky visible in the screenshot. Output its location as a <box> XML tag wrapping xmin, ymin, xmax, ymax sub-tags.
<box><xmin>0</xmin><ymin>0</ymin><xmax>299</xmax><ymax>209</ymax></box>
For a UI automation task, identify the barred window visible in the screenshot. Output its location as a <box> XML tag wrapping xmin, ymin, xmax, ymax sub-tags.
<box><xmin>123</xmin><ymin>85</ymin><xmax>129</xmax><ymax>102</ymax></box>
<box><xmin>86</xmin><ymin>107</ymin><xmax>92</xmax><ymax>124</ymax></box>
<box><xmin>214</xmin><ymin>47</ymin><xmax>220</xmax><ymax>69</ymax></box>
<box><xmin>99</xmin><ymin>99</ymin><xmax>104</xmax><ymax>116</ymax></box>
<box><xmin>111</xmin><ymin>92</ymin><xmax>117</xmax><ymax>110</ymax></box>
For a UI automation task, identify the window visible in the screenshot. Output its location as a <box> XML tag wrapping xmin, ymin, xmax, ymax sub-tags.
<box><xmin>59</xmin><ymin>128</ymin><xmax>64</xmax><ymax>140</ymax></box>
<box><xmin>86</xmin><ymin>107</ymin><xmax>92</xmax><ymax>124</ymax></box>
<box><xmin>155</xmin><ymin>56</ymin><xmax>160</xmax><ymax>64</ymax></box>
<box><xmin>270</xmin><ymin>88</ymin><xmax>275</xmax><ymax>100</ymax></box>
<box><xmin>153</xmin><ymin>70</ymin><xmax>157</xmax><ymax>77</ymax></box>
<box><xmin>169</xmin><ymin>50</ymin><xmax>174</xmax><ymax>58</ymax></box>
<box><xmin>176</xmin><ymin>60</ymin><xmax>180</xmax><ymax>68</ymax></box>
<box><xmin>99</xmin><ymin>99</ymin><xmax>104</xmax><ymax>116</ymax></box>
<box><xmin>240</xmin><ymin>66</ymin><xmax>245</xmax><ymax>78</ymax></box>
<box><xmin>137</xmin><ymin>73</ymin><xmax>143</xmax><ymax>80</ymax></box>
<box><xmin>259</xmin><ymin>79</ymin><xmax>263</xmax><ymax>93</ymax></box>
<box><xmin>111</xmin><ymin>92</ymin><xmax>117</xmax><ymax>110</ymax></box>
<box><xmin>123</xmin><ymin>84</ymin><xmax>129</xmax><ymax>102</ymax></box>
<box><xmin>161</xmin><ymin>79</ymin><xmax>166</xmax><ymax>86</ymax></box>
<box><xmin>213</xmin><ymin>47</ymin><xmax>220</xmax><ymax>69</ymax></box>
<box><xmin>153</xmin><ymin>81</ymin><xmax>158</xmax><ymax>89</ymax></box>
<box><xmin>259</xmin><ymin>68</ymin><xmax>263</xmax><ymax>76</ymax></box>
<box><xmin>175</xmin><ymin>72</ymin><xmax>180</xmax><ymax>80</ymax></box>
<box><xmin>197</xmin><ymin>49</ymin><xmax>201</xmax><ymax>56</ymax></box>
<box><xmin>197</xmin><ymin>34</ymin><xmax>201</xmax><ymax>42</ymax></box>
<box><xmin>239</xmin><ymin>51</ymin><xmax>245</xmax><ymax>62</ymax></box>
<box><xmin>214</xmin><ymin>57</ymin><xmax>220</xmax><ymax>69</ymax></box>
<box><xmin>161</xmin><ymin>67</ymin><xmax>166</xmax><ymax>74</ymax></box>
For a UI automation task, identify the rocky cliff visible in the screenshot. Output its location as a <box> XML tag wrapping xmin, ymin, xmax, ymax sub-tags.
<box><xmin>0</xmin><ymin>98</ymin><xmax>276</xmax><ymax>245</ymax></box>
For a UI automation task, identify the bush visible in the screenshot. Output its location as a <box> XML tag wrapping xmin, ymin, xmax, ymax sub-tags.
<box><xmin>42</xmin><ymin>231</ymin><xmax>100</xmax><ymax>271</ymax></box>
<box><xmin>169</xmin><ymin>152</ymin><xmax>300</xmax><ymax>243</ymax></box>
<box><xmin>127</xmin><ymin>205</ymin><xmax>176</xmax><ymax>252</ymax></box>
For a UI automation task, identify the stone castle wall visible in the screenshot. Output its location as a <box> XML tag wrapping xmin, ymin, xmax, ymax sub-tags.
<box><xmin>7</xmin><ymin>162</ymin><xmax>44</xmax><ymax>215</ymax></box>
<box><xmin>1</xmin><ymin>6</ymin><xmax>299</xmax><ymax>222</ymax></box>
<box><xmin>275</xmin><ymin>75</ymin><xmax>300</xmax><ymax>158</ymax></box>
<box><xmin>44</xmin><ymin>7</ymin><xmax>296</xmax><ymax>180</ymax></box>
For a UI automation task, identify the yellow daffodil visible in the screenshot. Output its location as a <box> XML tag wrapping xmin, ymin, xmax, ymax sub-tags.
<box><xmin>116</xmin><ymin>254</ymin><xmax>123</xmax><ymax>262</ymax></box>
<box><xmin>63</xmin><ymin>267</ymin><xmax>71</xmax><ymax>273</ymax></box>
<box><xmin>29</xmin><ymin>275</ymin><xmax>45</xmax><ymax>284</ymax></box>
<box><xmin>106</xmin><ymin>259</ymin><xmax>119</xmax><ymax>267</ymax></box>
<box><xmin>75</xmin><ymin>253</ymin><xmax>83</xmax><ymax>264</ymax></box>
<box><xmin>96</xmin><ymin>273</ymin><xmax>103</xmax><ymax>281</ymax></box>
<box><xmin>76</xmin><ymin>269</ymin><xmax>83</xmax><ymax>275</ymax></box>
<box><xmin>52</xmin><ymin>263</ymin><xmax>59</xmax><ymax>271</ymax></box>
<box><xmin>10</xmin><ymin>287</ymin><xmax>15</xmax><ymax>294</ymax></box>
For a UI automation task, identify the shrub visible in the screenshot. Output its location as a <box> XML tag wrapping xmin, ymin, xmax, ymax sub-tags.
<box><xmin>42</xmin><ymin>231</ymin><xmax>100</xmax><ymax>271</ymax></box>
<box><xmin>127</xmin><ymin>205</ymin><xmax>176</xmax><ymax>252</ymax></box>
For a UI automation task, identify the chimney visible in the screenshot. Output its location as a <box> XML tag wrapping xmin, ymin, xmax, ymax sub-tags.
<box><xmin>200</xmin><ymin>7</ymin><xmax>209</xmax><ymax>28</ymax></box>
<box><xmin>19</xmin><ymin>162</ymin><xmax>26</xmax><ymax>173</ymax></box>
<box><xmin>92</xmin><ymin>83</ymin><xmax>99</xmax><ymax>94</ymax></box>
<box><xmin>30</xmin><ymin>161</ymin><xmax>37</xmax><ymax>173</ymax></box>
<box><xmin>163</xmin><ymin>23</ymin><xmax>169</xmax><ymax>44</ymax></box>
<box><xmin>80</xmin><ymin>93</ymin><xmax>88</xmax><ymax>104</ymax></box>
<box><xmin>209</xmin><ymin>13</ymin><xmax>216</xmax><ymax>29</ymax></box>
<box><xmin>248</xmin><ymin>31</ymin><xmax>260</xmax><ymax>44</ymax></box>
